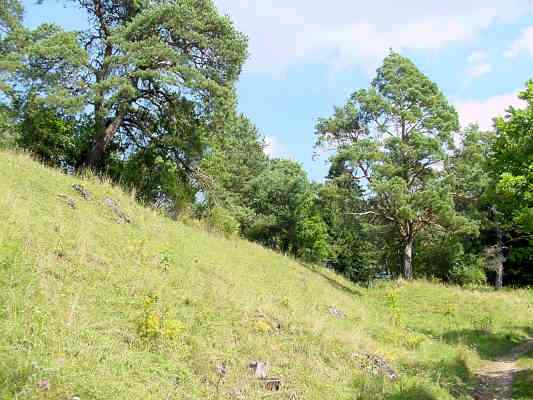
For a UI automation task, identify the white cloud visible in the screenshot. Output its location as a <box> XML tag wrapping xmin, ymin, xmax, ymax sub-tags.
<box><xmin>215</xmin><ymin>0</ymin><xmax>532</xmax><ymax>74</ymax></box>
<box><xmin>505</xmin><ymin>26</ymin><xmax>533</xmax><ymax>58</ymax></box>
<box><xmin>455</xmin><ymin>91</ymin><xmax>526</xmax><ymax>130</ymax></box>
<box><xmin>465</xmin><ymin>51</ymin><xmax>491</xmax><ymax>78</ymax></box>
<box><xmin>467</xmin><ymin>51</ymin><xmax>487</xmax><ymax>63</ymax></box>
<box><xmin>263</xmin><ymin>135</ymin><xmax>285</xmax><ymax>158</ymax></box>
<box><xmin>467</xmin><ymin>62</ymin><xmax>492</xmax><ymax>78</ymax></box>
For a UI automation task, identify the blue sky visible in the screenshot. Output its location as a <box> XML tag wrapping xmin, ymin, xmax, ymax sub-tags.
<box><xmin>23</xmin><ymin>0</ymin><xmax>533</xmax><ymax>181</ymax></box>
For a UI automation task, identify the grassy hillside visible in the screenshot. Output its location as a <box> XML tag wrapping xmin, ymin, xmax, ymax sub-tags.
<box><xmin>1</xmin><ymin>151</ymin><xmax>532</xmax><ymax>400</ymax></box>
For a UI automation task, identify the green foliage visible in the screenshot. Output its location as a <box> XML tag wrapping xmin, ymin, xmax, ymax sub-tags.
<box><xmin>0</xmin><ymin>106</ymin><xmax>16</xmax><ymax>148</ymax></box>
<box><xmin>206</xmin><ymin>206</ymin><xmax>240</xmax><ymax>238</ymax></box>
<box><xmin>0</xmin><ymin>0</ymin><xmax>23</xmax><ymax>36</ymax></box>
<box><xmin>316</xmin><ymin>52</ymin><xmax>474</xmax><ymax>279</ymax></box>
<box><xmin>201</xmin><ymin>112</ymin><xmax>267</xmax><ymax>225</ymax></box>
<box><xmin>1</xmin><ymin>0</ymin><xmax>248</xmax><ymax>215</ymax></box>
<box><xmin>295</xmin><ymin>214</ymin><xmax>330</xmax><ymax>262</ymax></box>
<box><xmin>137</xmin><ymin>294</ymin><xmax>185</xmax><ymax>341</ymax></box>
<box><xmin>16</xmin><ymin>103</ymin><xmax>78</xmax><ymax>167</ymax></box>
<box><xmin>493</xmin><ymin>81</ymin><xmax>533</xmax><ymax>235</ymax></box>
<box><xmin>487</xmin><ymin>81</ymin><xmax>533</xmax><ymax>284</ymax></box>
<box><xmin>316</xmin><ymin>179</ymin><xmax>381</xmax><ymax>281</ymax></box>
<box><xmin>76</xmin><ymin>0</ymin><xmax>248</xmax><ymax>169</ymax></box>
<box><xmin>471</xmin><ymin>314</ymin><xmax>494</xmax><ymax>333</ymax></box>
<box><xmin>244</xmin><ymin>159</ymin><xmax>309</xmax><ymax>250</ymax></box>
<box><xmin>512</xmin><ymin>369</ymin><xmax>533</xmax><ymax>400</ymax></box>
<box><xmin>449</xmin><ymin>254</ymin><xmax>487</xmax><ymax>286</ymax></box>
<box><xmin>114</xmin><ymin>148</ymin><xmax>197</xmax><ymax>213</ymax></box>
<box><xmin>387</xmin><ymin>289</ymin><xmax>402</xmax><ymax>327</ymax></box>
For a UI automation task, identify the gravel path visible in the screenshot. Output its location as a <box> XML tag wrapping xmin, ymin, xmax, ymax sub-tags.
<box><xmin>473</xmin><ymin>339</ymin><xmax>533</xmax><ymax>400</ymax></box>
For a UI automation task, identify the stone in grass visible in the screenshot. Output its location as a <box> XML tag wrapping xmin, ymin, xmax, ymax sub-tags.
<box><xmin>328</xmin><ymin>306</ymin><xmax>346</xmax><ymax>318</ymax></box>
<box><xmin>216</xmin><ymin>362</ymin><xmax>227</xmax><ymax>377</ymax></box>
<box><xmin>58</xmin><ymin>194</ymin><xmax>76</xmax><ymax>209</ymax></box>
<box><xmin>261</xmin><ymin>378</ymin><xmax>282</xmax><ymax>391</ymax></box>
<box><xmin>351</xmin><ymin>352</ymin><xmax>399</xmax><ymax>381</ymax></box>
<box><xmin>37</xmin><ymin>379</ymin><xmax>50</xmax><ymax>391</ymax></box>
<box><xmin>103</xmin><ymin>197</ymin><xmax>131</xmax><ymax>224</ymax></box>
<box><xmin>248</xmin><ymin>361</ymin><xmax>282</xmax><ymax>391</ymax></box>
<box><xmin>71</xmin><ymin>184</ymin><xmax>92</xmax><ymax>200</ymax></box>
<box><xmin>249</xmin><ymin>361</ymin><xmax>268</xmax><ymax>378</ymax></box>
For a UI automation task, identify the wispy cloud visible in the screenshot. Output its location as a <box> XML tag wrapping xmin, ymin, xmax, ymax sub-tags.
<box><xmin>455</xmin><ymin>91</ymin><xmax>526</xmax><ymax>130</ymax></box>
<box><xmin>505</xmin><ymin>26</ymin><xmax>533</xmax><ymax>58</ymax></box>
<box><xmin>467</xmin><ymin>63</ymin><xmax>492</xmax><ymax>78</ymax></box>
<box><xmin>215</xmin><ymin>0</ymin><xmax>532</xmax><ymax>74</ymax></box>
<box><xmin>466</xmin><ymin>51</ymin><xmax>491</xmax><ymax>78</ymax></box>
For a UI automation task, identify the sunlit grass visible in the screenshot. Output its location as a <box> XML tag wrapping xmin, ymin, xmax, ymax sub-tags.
<box><xmin>1</xmin><ymin>151</ymin><xmax>532</xmax><ymax>399</ymax></box>
<box><xmin>516</xmin><ymin>349</ymin><xmax>533</xmax><ymax>369</ymax></box>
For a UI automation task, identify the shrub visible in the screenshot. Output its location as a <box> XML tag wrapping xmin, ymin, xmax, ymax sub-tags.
<box><xmin>296</xmin><ymin>214</ymin><xmax>331</xmax><ymax>262</ymax></box>
<box><xmin>206</xmin><ymin>207</ymin><xmax>240</xmax><ymax>238</ymax></box>
<box><xmin>137</xmin><ymin>294</ymin><xmax>184</xmax><ymax>341</ymax></box>
<box><xmin>252</xmin><ymin>319</ymin><xmax>274</xmax><ymax>335</ymax></box>
<box><xmin>449</xmin><ymin>254</ymin><xmax>487</xmax><ymax>286</ymax></box>
<box><xmin>472</xmin><ymin>315</ymin><xmax>494</xmax><ymax>333</ymax></box>
<box><xmin>387</xmin><ymin>289</ymin><xmax>402</xmax><ymax>327</ymax></box>
<box><xmin>17</xmin><ymin>104</ymin><xmax>79</xmax><ymax>168</ymax></box>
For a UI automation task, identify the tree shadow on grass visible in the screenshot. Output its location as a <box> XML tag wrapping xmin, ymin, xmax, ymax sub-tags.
<box><xmin>513</xmin><ymin>369</ymin><xmax>533</xmax><ymax>399</ymax></box>
<box><xmin>399</xmin><ymin>354</ymin><xmax>475</xmax><ymax>398</ymax></box>
<box><xmin>302</xmin><ymin>264</ymin><xmax>362</xmax><ymax>297</ymax></box>
<box><xmin>438</xmin><ymin>328</ymin><xmax>533</xmax><ymax>360</ymax></box>
<box><xmin>385</xmin><ymin>386</ymin><xmax>440</xmax><ymax>400</ymax></box>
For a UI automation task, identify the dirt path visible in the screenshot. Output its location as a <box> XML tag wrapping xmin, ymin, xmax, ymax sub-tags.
<box><xmin>473</xmin><ymin>339</ymin><xmax>533</xmax><ymax>400</ymax></box>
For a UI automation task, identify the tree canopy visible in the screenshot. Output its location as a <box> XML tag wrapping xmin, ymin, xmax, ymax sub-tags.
<box><xmin>316</xmin><ymin>52</ymin><xmax>476</xmax><ymax>279</ymax></box>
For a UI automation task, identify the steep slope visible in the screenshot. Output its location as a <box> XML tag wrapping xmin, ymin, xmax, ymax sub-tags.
<box><xmin>1</xmin><ymin>152</ymin><xmax>532</xmax><ymax>400</ymax></box>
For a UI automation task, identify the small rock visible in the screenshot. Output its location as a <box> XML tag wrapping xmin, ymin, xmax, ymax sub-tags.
<box><xmin>103</xmin><ymin>197</ymin><xmax>131</xmax><ymax>224</ymax></box>
<box><xmin>328</xmin><ymin>306</ymin><xmax>345</xmax><ymax>318</ymax></box>
<box><xmin>262</xmin><ymin>377</ymin><xmax>282</xmax><ymax>391</ymax></box>
<box><xmin>249</xmin><ymin>361</ymin><xmax>268</xmax><ymax>378</ymax></box>
<box><xmin>351</xmin><ymin>352</ymin><xmax>398</xmax><ymax>381</ymax></box>
<box><xmin>58</xmin><ymin>194</ymin><xmax>76</xmax><ymax>209</ymax></box>
<box><xmin>216</xmin><ymin>362</ymin><xmax>227</xmax><ymax>377</ymax></box>
<box><xmin>37</xmin><ymin>379</ymin><xmax>50</xmax><ymax>391</ymax></box>
<box><xmin>71</xmin><ymin>184</ymin><xmax>92</xmax><ymax>200</ymax></box>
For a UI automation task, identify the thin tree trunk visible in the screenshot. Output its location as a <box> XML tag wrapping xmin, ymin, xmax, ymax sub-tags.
<box><xmin>403</xmin><ymin>239</ymin><xmax>414</xmax><ymax>280</ymax></box>
<box><xmin>491</xmin><ymin>205</ymin><xmax>505</xmax><ymax>290</ymax></box>
<box><xmin>495</xmin><ymin>223</ymin><xmax>505</xmax><ymax>290</ymax></box>
<box><xmin>83</xmin><ymin>112</ymin><xmax>124</xmax><ymax>169</ymax></box>
<box><xmin>495</xmin><ymin>260</ymin><xmax>503</xmax><ymax>290</ymax></box>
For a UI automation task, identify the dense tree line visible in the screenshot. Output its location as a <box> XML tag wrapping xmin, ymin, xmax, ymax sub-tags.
<box><xmin>1</xmin><ymin>0</ymin><xmax>531</xmax><ymax>287</ymax></box>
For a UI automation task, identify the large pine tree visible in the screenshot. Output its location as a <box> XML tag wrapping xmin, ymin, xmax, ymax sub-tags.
<box><xmin>316</xmin><ymin>52</ymin><xmax>474</xmax><ymax>279</ymax></box>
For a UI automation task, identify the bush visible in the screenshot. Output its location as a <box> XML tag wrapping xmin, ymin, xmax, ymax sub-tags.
<box><xmin>17</xmin><ymin>104</ymin><xmax>79</xmax><ymax>168</ymax></box>
<box><xmin>206</xmin><ymin>206</ymin><xmax>240</xmax><ymax>238</ymax></box>
<box><xmin>296</xmin><ymin>214</ymin><xmax>331</xmax><ymax>262</ymax></box>
<box><xmin>449</xmin><ymin>254</ymin><xmax>487</xmax><ymax>286</ymax></box>
<box><xmin>137</xmin><ymin>294</ymin><xmax>185</xmax><ymax>341</ymax></box>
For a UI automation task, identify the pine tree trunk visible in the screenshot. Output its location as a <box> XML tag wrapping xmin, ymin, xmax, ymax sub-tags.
<box><xmin>403</xmin><ymin>239</ymin><xmax>414</xmax><ymax>280</ymax></box>
<box><xmin>83</xmin><ymin>112</ymin><xmax>124</xmax><ymax>169</ymax></box>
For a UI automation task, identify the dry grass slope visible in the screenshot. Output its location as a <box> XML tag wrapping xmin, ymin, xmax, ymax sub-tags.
<box><xmin>1</xmin><ymin>151</ymin><xmax>532</xmax><ymax>399</ymax></box>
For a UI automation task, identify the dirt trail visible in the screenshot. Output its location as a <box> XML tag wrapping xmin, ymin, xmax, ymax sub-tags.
<box><xmin>473</xmin><ymin>339</ymin><xmax>533</xmax><ymax>400</ymax></box>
